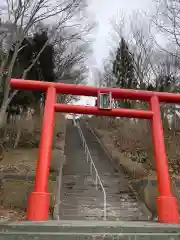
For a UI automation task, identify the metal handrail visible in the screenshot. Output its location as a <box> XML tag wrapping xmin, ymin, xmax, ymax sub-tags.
<box><xmin>53</xmin><ymin>120</ymin><xmax>68</xmax><ymax>220</ymax></box>
<box><xmin>75</xmin><ymin>119</ymin><xmax>107</xmax><ymax>220</ymax></box>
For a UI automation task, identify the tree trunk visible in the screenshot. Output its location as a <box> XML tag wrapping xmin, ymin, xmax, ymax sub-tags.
<box><xmin>0</xmin><ymin>107</ymin><xmax>7</xmax><ymax>129</ymax></box>
<box><xmin>13</xmin><ymin>114</ymin><xmax>23</xmax><ymax>149</ymax></box>
<box><xmin>33</xmin><ymin>103</ymin><xmax>42</xmax><ymax>133</ymax></box>
<box><xmin>0</xmin><ymin>90</ymin><xmax>18</xmax><ymax>130</ymax></box>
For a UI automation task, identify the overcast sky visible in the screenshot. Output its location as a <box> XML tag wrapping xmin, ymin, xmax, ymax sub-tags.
<box><xmin>1</xmin><ymin>0</ymin><xmax>155</xmax><ymax>106</ymax></box>
<box><xmin>76</xmin><ymin>0</ymin><xmax>154</xmax><ymax>105</ymax></box>
<box><xmin>88</xmin><ymin>0</ymin><xmax>154</xmax><ymax>68</ymax></box>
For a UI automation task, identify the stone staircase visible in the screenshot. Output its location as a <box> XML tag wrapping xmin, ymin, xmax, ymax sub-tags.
<box><xmin>60</xmin><ymin>174</ymin><xmax>105</xmax><ymax>220</ymax></box>
<box><xmin>59</xmin><ymin>120</ymin><xmax>149</xmax><ymax>221</ymax></box>
<box><xmin>1</xmin><ymin>220</ymin><xmax>180</xmax><ymax>239</ymax></box>
<box><xmin>80</xmin><ymin>122</ymin><xmax>149</xmax><ymax>221</ymax></box>
<box><xmin>1</xmin><ymin>121</ymin><xmax>180</xmax><ymax>239</ymax></box>
<box><xmin>60</xmin><ymin>120</ymin><xmax>106</xmax><ymax>220</ymax></box>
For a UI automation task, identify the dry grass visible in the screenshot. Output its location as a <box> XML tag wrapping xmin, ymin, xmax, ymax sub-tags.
<box><xmin>0</xmin><ymin>113</ymin><xmax>66</xmax><ymax>220</ymax></box>
<box><xmin>0</xmin><ymin>205</ymin><xmax>26</xmax><ymax>221</ymax></box>
<box><xmin>0</xmin><ymin>148</ymin><xmax>38</xmax><ymax>174</ymax></box>
<box><xmin>94</xmin><ymin>127</ymin><xmax>150</xmax><ymax>180</ymax></box>
<box><xmin>89</xmin><ymin>116</ymin><xmax>180</xmax><ymax>180</ymax></box>
<box><xmin>1</xmin><ymin>113</ymin><xmax>66</xmax><ymax>172</ymax></box>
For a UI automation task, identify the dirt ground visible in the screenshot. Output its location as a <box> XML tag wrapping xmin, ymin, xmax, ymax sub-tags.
<box><xmin>0</xmin><ymin>148</ymin><xmax>37</xmax><ymax>220</ymax></box>
<box><xmin>0</xmin><ymin>113</ymin><xmax>66</xmax><ymax>220</ymax></box>
<box><xmin>0</xmin><ymin>148</ymin><xmax>38</xmax><ymax>174</ymax></box>
<box><xmin>0</xmin><ymin>205</ymin><xmax>26</xmax><ymax>221</ymax></box>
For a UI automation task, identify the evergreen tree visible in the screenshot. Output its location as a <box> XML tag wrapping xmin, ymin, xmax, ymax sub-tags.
<box><xmin>113</xmin><ymin>37</ymin><xmax>136</xmax><ymax>89</ymax></box>
<box><xmin>112</xmin><ymin>37</ymin><xmax>136</xmax><ymax>108</ymax></box>
<box><xmin>7</xmin><ymin>29</ymin><xmax>55</xmax><ymax>114</ymax></box>
<box><xmin>33</xmin><ymin>31</ymin><xmax>55</xmax><ymax>83</ymax></box>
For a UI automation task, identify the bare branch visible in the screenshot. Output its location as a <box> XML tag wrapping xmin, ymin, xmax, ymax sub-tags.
<box><xmin>0</xmin><ymin>0</ymin><xmax>92</xmax><ymax>128</ymax></box>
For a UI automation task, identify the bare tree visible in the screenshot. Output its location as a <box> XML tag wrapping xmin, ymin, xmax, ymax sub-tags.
<box><xmin>153</xmin><ymin>0</ymin><xmax>180</xmax><ymax>49</ymax></box>
<box><xmin>102</xmin><ymin>58</ymin><xmax>116</xmax><ymax>88</ymax></box>
<box><xmin>128</xmin><ymin>12</ymin><xmax>157</xmax><ymax>89</ymax></box>
<box><xmin>91</xmin><ymin>67</ymin><xmax>104</xmax><ymax>87</ymax></box>
<box><xmin>0</xmin><ymin>0</ymin><xmax>90</xmax><ymax>128</ymax></box>
<box><xmin>105</xmin><ymin>11</ymin><xmax>179</xmax><ymax>91</ymax></box>
<box><xmin>52</xmin><ymin>22</ymin><xmax>93</xmax><ymax>103</ymax></box>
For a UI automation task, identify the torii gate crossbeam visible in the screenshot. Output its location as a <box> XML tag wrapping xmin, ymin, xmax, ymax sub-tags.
<box><xmin>10</xmin><ymin>78</ymin><xmax>180</xmax><ymax>224</ymax></box>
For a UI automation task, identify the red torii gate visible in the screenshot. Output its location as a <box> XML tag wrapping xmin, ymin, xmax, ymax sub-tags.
<box><xmin>10</xmin><ymin>78</ymin><xmax>180</xmax><ymax>223</ymax></box>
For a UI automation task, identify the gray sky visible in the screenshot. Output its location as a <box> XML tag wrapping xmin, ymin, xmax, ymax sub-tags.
<box><xmin>77</xmin><ymin>0</ymin><xmax>154</xmax><ymax>105</ymax></box>
<box><xmin>1</xmin><ymin>0</ymin><xmax>154</xmax><ymax>106</ymax></box>
<box><xmin>88</xmin><ymin>0</ymin><xmax>153</xmax><ymax>67</ymax></box>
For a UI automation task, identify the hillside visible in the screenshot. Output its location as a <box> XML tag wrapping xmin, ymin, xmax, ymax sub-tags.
<box><xmin>88</xmin><ymin>116</ymin><xmax>180</xmax><ymax>180</ymax></box>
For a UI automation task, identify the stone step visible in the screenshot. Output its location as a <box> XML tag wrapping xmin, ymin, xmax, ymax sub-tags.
<box><xmin>60</xmin><ymin>204</ymin><xmax>140</xmax><ymax>211</ymax></box>
<box><xmin>60</xmin><ymin>206</ymin><xmax>141</xmax><ymax>214</ymax></box>
<box><xmin>60</xmin><ymin>203</ymin><xmax>139</xmax><ymax>209</ymax></box>
<box><xmin>62</xmin><ymin>175</ymin><xmax>128</xmax><ymax>182</ymax></box>
<box><xmin>63</xmin><ymin>193</ymin><xmax>137</xmax><ymax>201</ymax></box>
<box><xmin>63</xmin><ymin>185</ymin><xmax>101</xmax><ymax>190</ymax></box>
<box><xmin>62</xmin><ymin>198</ymin><xmax>137</xmax><ymax>205</ymax></box>
<box><xmin>60</xmin><ymin>200</ymin><xmax>140</xmax><ymax>209</ymax></box>
<box><xmin>62</xmin><ymin>199</ymin><xmax>138</xmax><ymax>207</ymax></box>
<box><xmin>60</xmin><ymin>210</ymin><xmax>129</xmax><ymax>217</ymax></box>
<box><xmin>63</xmin><ymin>189</ymin><xmax>135</xmax><ymax>196</ymax></box>
<box><xmin>60</xmin><ymin>215</ymin><xmax>104</xmax><ymax>220</ymax></box>
<box><xmin>63</xmin><ymin>191</ymin><xmax>134</xmax><ymax>198</ymax></box>
<box><xmin>60</xmin><ymin>211</ymin><xmax>144</xmax><ymax>219</ymax></box>
<box><xmin>60</xmin><ymin>203</ymin><xmax>141</xmax><ymax>212</ymax></box>
<box><xmin>60</xmin><ymin>122</ymin><xmax>149</xmax><ymax>221</ymax></box>
<box><xmin>1</xmin><ymin>218</ymin><xmax>179</xmax><ymax>239</ymax></box>
<box><xmin>62</xmin><ymin>196</ymin><xmax>137</xmax><ymax>203</ymax></box>
<box><xmin>63</xmin><ymin>186</ymin><xmax>133</xmax><ymax>193</ymax></box>
<box><xmin>60</xmin><ymin>200</ymin><xmax>140</xmax><ymax>208</ymax></box>
<box><xmin>60</xmin><ymin>215</ymin><xmax>145</xmax><ymax>221</ymax></box>
<box><xmin>63</xmin><ymin>180</ymin><xmax>130</xmax><ymax>186</ymax></box>
<box><xmin>63</xmin><ymin>190</ymin><xmax>136</xmax><ymax>196</ymax></box>
<box><xmin>63</xmin><ymin>172</ymin><xmax>126</xmax><ymax>177</ymax></box>
<box><xmin>63</xmin><ymin>184</ymin><xmax>129</xmax><ymax>191</ymax></box>
<box><xmin>63</xmin><ymin>177</ymin><xmax>126</xmax><ymax>182</ymax></box>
